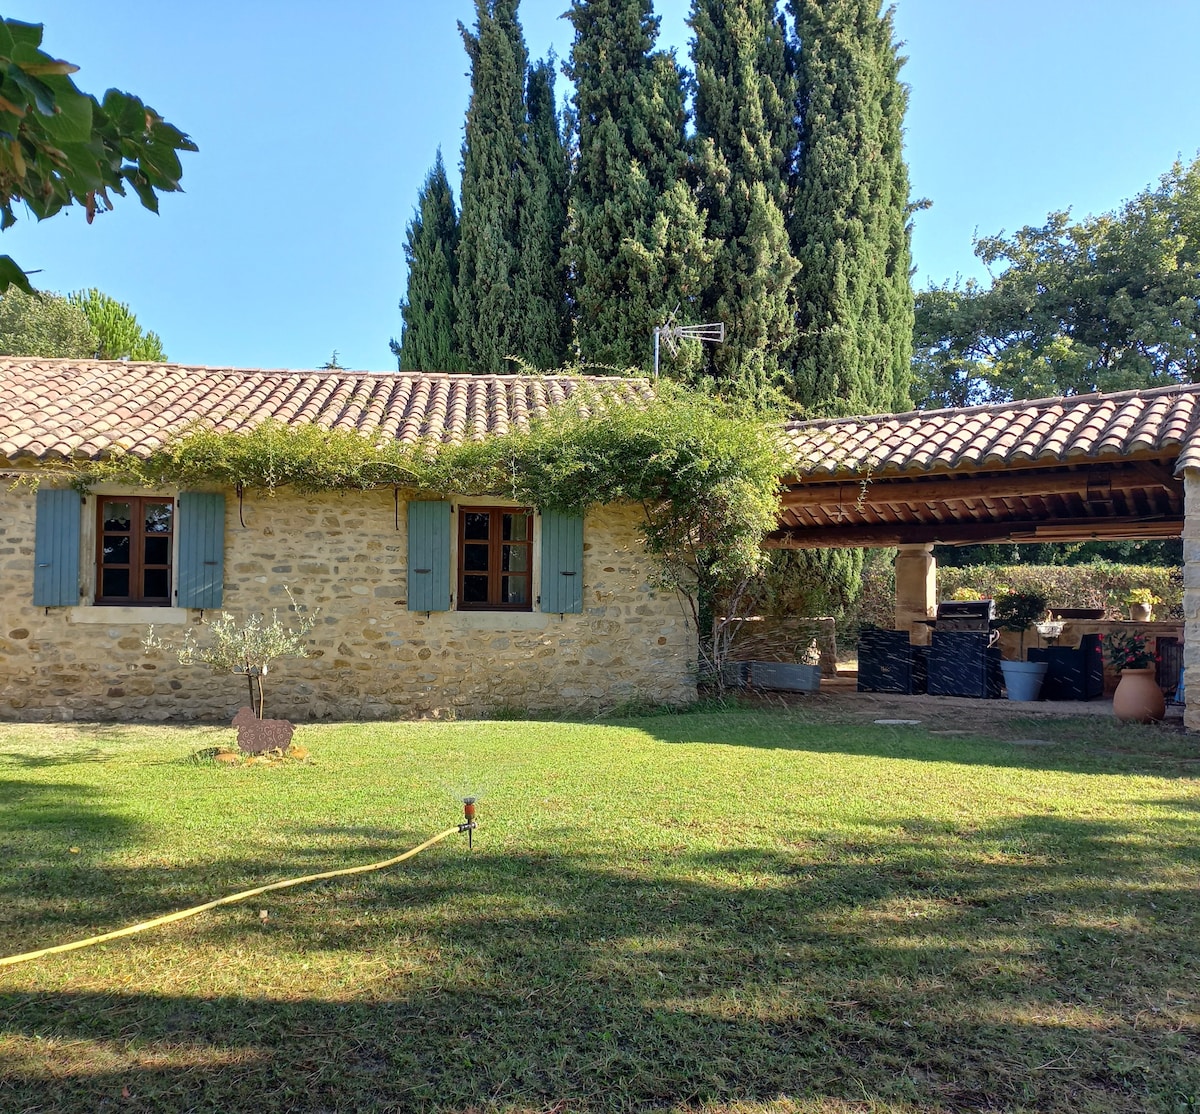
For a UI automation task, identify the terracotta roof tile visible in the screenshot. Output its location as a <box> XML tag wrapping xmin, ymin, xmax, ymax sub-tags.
<box><xmin>0</xmin><ymin>358</ymin><xmax>655</xmax><ymax>463</ymax></box>
<box><xmin>8</xmin><ymin>359</ymin><xmax>1200</xmax><ymax>480</ymax></box>
<box><xmin>786</xmin><ymin>384</ymin><xmax>1200</xmax><ymax>479</ymax></box>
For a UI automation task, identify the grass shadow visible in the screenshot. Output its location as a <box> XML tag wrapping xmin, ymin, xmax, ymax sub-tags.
<box><xmin>2</xmin><ymin>809</ymin><xmax>1198</xmax><ymax>1112</ymax></box>
<box><xmin>601</xmin><ymin>705</ymin><xmax>1200</xmax><ymax>778</ymax></box>
<box><xmin>0</xmin><ymin>748</ymin><xmax>119</xmax><ymax>768</ymax></box>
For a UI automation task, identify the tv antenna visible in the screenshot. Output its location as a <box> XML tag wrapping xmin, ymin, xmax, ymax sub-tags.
<box><xmin>652</xmin><ymin>306</ymin><xmax>725</xmax><ymax>378</ymax></box>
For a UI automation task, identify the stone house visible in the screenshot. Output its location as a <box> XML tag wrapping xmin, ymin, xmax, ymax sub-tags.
<box><xmin>0</xmin><ymin>359</ymin><xmax>696</xmax><ymax>721</ymax></box>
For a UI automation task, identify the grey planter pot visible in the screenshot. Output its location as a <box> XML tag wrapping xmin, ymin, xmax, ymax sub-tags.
<box><xmin>720</xmin><ymin>661</ymin><xmax>750</xmax><ymax>688</ymax></box>
<box><xmin>748</xmin><ymin>661</ymin><xmax>821</xmax><ymax>693</ymax></box>
<box><xmin>999</xmin><ymin>659</ymin><xmax>1048</xmax><ymax>702</ymax></box>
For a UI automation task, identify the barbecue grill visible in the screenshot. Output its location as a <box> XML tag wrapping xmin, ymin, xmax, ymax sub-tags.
<box><xmin>927</xmin><ymin>599</ymin><xmax>1002</xmax><ymax>697</ymax></box>
<box><xmin>933</xmin><ymin>599</ymin><xmax>995</xmax><ymax>633</ymax></box>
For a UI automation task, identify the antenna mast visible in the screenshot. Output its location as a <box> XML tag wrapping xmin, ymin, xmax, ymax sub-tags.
<box><xmin>653</xmin><ymin>307</ymin><xmax>726</xmax><ymax>378</ymax></box>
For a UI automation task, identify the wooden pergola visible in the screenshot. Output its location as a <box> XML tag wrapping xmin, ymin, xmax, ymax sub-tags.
<box><xmin>771</xmin><ymin>384</ymin><xmax>1200</xmax><ymax>729</ymax></box>
<box><xmin>772</xmin><ymin>386</ymin><xmax>1196</xmax><ymax>550</ymax></box>
<box><xmin>770</xmin><ymin>459</ymin><xmax>1183</xmax><ymax>549</ymax></box>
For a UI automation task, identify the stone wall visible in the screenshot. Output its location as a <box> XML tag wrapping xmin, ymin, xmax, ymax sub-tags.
<box><xmin>0</xmin><ymin>486</ymin><xmax>696</xmax><ymax>722</ymax></box>
<box><xmin>1184</xmin><ymin>469</ymin><xmax>1200</xmax><ymax>731</ymax></box>
<box><xmin>722</xmin><ymin>616</ymin><xmax>838</xmax><ymax>674</ymax></box>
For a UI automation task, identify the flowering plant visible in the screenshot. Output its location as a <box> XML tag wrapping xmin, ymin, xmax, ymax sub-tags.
<box><xmin>1123</xmin><ymin>588</ymin><xmax>1160</xmax><ymax>607</ymax></box>
<box><xmin>1103</xmin><ymin>630</ymin><xmax>1157</xmax><ymax>671</ymax></box>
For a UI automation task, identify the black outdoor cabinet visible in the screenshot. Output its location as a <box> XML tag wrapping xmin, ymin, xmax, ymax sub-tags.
<box><xmin>927</xmin><ymin>631</ymin><xmax>1002</xmax><ymax>698</ymax></box>
<box><xmin>1027</xmin><ymin>633</ymin><xmax>1104</xmax><ymax>701</ymax></box>
<box><xmin>857</xmin><ymin>628</ymin><xmax>927</xmax><ymax>694</ymax></box>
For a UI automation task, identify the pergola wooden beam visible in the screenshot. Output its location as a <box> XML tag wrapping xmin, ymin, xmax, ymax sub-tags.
<box><xmin>765</xmin><ymin>514</ymin><xmax>1184</xmax><ymax>549</ymax></box>
<box><xmin>780</xmin><ymin>462</ymin><xmax>1180</xmax><ymax>510</ymax></box>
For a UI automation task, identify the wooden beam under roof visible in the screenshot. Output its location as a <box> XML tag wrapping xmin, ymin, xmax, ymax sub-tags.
<box><xmin>780</xmin><ymin>462</ymin><xmax>1180</xmax><ymax>510</ymax></box>
<box><xmin>765</xmin><ymin>514</ymin><xmax>1184</xmax><ymax>550</ymax></box>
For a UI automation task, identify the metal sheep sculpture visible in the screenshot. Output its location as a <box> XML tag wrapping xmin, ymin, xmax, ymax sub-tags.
<box><xmin>232</xmin><ymin>706</ymin><xmax>295</xmax><ymax>755</ymax></box>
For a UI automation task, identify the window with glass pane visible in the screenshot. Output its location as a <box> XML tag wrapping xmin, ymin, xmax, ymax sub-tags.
<box><xmin>457</xmin><ymin>507</ymin><xmax>532</xmax><ymax>610</ymax></box>
<box><xmin>96</xmin><ymin>496</ymin><xmax>174</xmax><ymax>605</ymax></box>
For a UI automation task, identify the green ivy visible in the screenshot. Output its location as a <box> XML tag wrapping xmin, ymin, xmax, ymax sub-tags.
<box><xmin>67</xmin><ymin>382</ymin><xmax>787</xmax><ymax>640</ymax></box>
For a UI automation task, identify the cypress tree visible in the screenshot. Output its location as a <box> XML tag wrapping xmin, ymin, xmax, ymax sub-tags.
<box><xmin>391</xmin><ymin>151</ymin><xmax>461</xmax><ymax>371</ymax></box>
<box><xmin>455</xmin><ymin>0</ymin><xmax>529</xmax><ymax>372</ymax></box>
<box><xmin>565</xmin><ymin>0</ymin><xmax>709</xmax><ymax>374</ymax></box>
<box><xmin>691</xmin><ymin>0</ymin><xmax>799</xmax><ymax>395</ymax></box>
<box><xmin>787</xmin><ymin>0</ymin><xmax>915</xmax><ymax>413</ymax></box>
<box><xmin>513</xmin><ymin>56</ymin><xmax>571</xmax><ymax>370</ymax></box>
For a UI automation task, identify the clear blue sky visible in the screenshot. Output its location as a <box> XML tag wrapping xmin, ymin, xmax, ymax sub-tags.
<box><xmin>3</xmin><ymin>1</ymin><xmax>1198</xmax><ymax>372</ymax></box>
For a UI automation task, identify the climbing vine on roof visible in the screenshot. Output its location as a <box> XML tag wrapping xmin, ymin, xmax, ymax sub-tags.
<box><xmin>69</xmin><ymin>380</ymin><xmax>787</xmax><ymax>589</ymax></box>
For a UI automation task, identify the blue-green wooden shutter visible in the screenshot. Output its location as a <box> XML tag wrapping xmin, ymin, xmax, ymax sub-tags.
<box><xmin>176</xmin><ymin>491</ymin><xmax>225</xmax><ymax>609</ymax></box>
<box><xmin>407</xmin><ymin>500</ymin><xmax>451</xmax><ymax>611</ymax></box>
<box><xmin>540</xmin><ymin>509</ymin><xmax>584</xmax><ymax>614</ymax></box>
<box><xmin>33</xmin><ymin>488</ymin><xmax>81</xmax><ymax>606</ymax></box>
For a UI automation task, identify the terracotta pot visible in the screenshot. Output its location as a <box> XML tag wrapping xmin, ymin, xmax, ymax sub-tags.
<box><xmin>1112</xmin><ymin>666</ymin><xmax>1165</xmax><ymax>723</ymax></box>
<box><xmin>1129</xmin><ymin>603</ymin><xmax>1153</xmax><ymax>622</ymax></box>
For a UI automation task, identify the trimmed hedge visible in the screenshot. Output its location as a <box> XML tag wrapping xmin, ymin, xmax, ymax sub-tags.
<box><xmin>937</xmin><ymin>564</ymin><xmax>1182</xmax><ymax>621</ymax></box>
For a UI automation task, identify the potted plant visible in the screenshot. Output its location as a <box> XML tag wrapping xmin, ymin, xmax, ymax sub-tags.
<box><xmin>995</xmin><ymin>589</ymin><xmax>1050</xmax><ymax>701</ymax></box>
<box><xmin>1124</xmin><ymin>588</ymin><xmax>1159</xmax><ymax>622</ymax></box>
<box><xmin>1104</xmin><ymin>630</ymin><xmax>1165</xmax><ymax>722</ymax></box>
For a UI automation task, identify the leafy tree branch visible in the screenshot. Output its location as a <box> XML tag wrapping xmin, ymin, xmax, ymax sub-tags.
<box><xmin>0</xmin><ymin>17</ymin><xmax>196</xmax><ymax>292</ymax></box>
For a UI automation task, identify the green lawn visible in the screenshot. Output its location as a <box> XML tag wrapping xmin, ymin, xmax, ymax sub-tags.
<box><xmin>0</xmin><ymin>707</ymin><xmax>1197</xmax><ymax>1113</ymax></box>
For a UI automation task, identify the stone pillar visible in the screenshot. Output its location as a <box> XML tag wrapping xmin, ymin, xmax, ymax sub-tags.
<box><xmin>1182</xmin><ymin>469</ymin><xmax>1200</xmax><ymax>731</ymax></box>
<box><xmin>895</xmin><ymin>543</ymin><xmax>937</xmax><ymax>645</ymax></box>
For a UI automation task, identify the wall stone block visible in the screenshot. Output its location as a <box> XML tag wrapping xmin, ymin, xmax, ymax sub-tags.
<box><xmin>0</xmin><ymin>487</ymin><xmax>695</xmax><ymax>721</ymax></box>
<box><xmin>1183</xmin><ymin>470</ymin><xmax>1200</xmax><ymax>731</ymax></box>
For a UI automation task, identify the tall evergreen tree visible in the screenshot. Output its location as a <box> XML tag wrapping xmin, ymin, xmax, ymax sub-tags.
<box><xmin>787</xmin><ymin>0</ymin><xmax>915</xmax><ymax>414</ymax></box>
<box><xmin>455</xmin><ymin>0</ymin><xmax>529</xmax><ymax>372</ymax></box>
<box><xmin>391</xmin><ymin>151</ymin><xmax>461</xmax><ymax>371</ymax></box>
<box><xmin>513</xmin><ymin>57</ymin><xmax>571</xmax><ymax>370</ymax></box>
<box><xmin>691</xmin><ymin>0</ymin><xmax>799</xmax><ymax>394</ymax></box>
<box><xmin>69</xmin><ymin>288</ymin><xmax>166</xmax><ymax>361</ymax></box>
<box><xmin>565</xmin><ymin>0</ymin><xmax>709</xmax><ymax>373</ymax></box>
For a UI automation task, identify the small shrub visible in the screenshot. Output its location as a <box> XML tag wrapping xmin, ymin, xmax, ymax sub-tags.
<box><xmin>938</xmin><ymin>564</ymin><xmax>1182</xmax><ymax>620</ymax></box>
<box><xmin>146</xmin><ymin>589</ymin><xmax>318</xmax><ymax>718</ymax></box>
<box><xmin>995</xmin><ymin>589</ymin><xmax>1049</xmax><ymax>655</ymax></box>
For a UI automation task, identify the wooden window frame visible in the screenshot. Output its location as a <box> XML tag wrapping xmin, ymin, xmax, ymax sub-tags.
<box><xmin>95</xmin><ymin>495</ymin><xmax>175</xmax><ymax>606</ymax></box>
<box><xmin>456</xmin><ymin>506</ymin><xmax>533</xmax><ymax>611</ymax></box>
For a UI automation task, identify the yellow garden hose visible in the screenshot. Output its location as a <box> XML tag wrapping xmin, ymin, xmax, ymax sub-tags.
<box><xmin>0</xmin><ymin>824</ymin><xmax>466</xmax><ymax>970</ymax></box>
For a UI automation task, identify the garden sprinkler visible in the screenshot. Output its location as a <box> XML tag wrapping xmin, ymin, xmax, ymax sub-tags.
<box><xmin>459</xmin><ymin>797</ymin><xmax>477</xmax><ymax>850</ymax></box>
